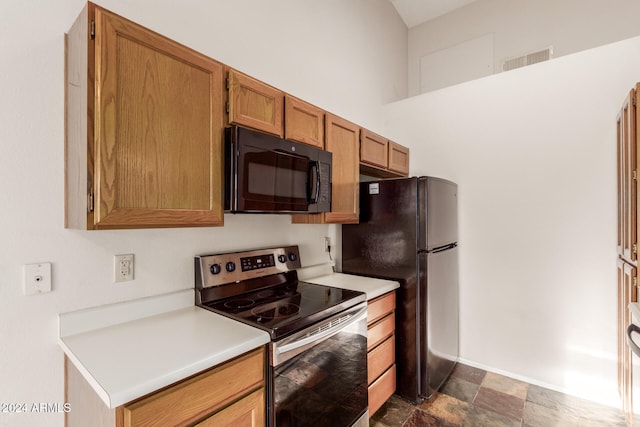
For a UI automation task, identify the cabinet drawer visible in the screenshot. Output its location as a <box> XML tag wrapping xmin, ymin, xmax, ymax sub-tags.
<box><xmin>368</xmin><ymin>364</ymin><xmax>396</xmax><ymax>416</ymax></box>
<box><xmin>195</xmin><ymin>388</ymin><xmax>265</xmax><ymax>427</ymax></box>
<box><xmin>368</xmin><ymin>313</ymin><xmax>394</xmax><ymax>351</ymax></box>
<box><xmin>368</xmin><ymin>292</ymin><xmax>396</xmax><ymax>324</ymax></box>
<box><xmin>368</xmin><ymin>335</ymin><xmax>395</xmax><ymax>385</ymax></box>
<box><xmin>121</xmin><ymin>347</ymin><xmax>265</xmax><ymax>427</ymax></box>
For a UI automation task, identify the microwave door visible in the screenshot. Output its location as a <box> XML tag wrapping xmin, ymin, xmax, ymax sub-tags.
<box><xmin>241</xmin><ymin>149</ymin><xmax>311</xmax><ymax>212</ymax></box>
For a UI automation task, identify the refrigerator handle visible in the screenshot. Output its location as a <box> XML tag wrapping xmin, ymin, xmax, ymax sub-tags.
<box><xmin>428</xmin><ymin>243</ymin><xmax>458</xmax><ymax>254</ymax></box>
<box><xmin>627</xmin><ymin>323</ymin><xmax>640</xmax><ymax>357</ymax></box>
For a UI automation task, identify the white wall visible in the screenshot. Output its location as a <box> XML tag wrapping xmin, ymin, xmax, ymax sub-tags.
<box><xmin>408</xmin><ymin>0</ymin><xmax>640</xmax><ymax>95</ymax></box>
<box><xmin>0</xmin><ymin>1</ymin><xmax>407</xmax><ymax>426</ymax></box>
<box><xmin>383</xmin><ymin>37</ymin><xmax>640</xmax><ymax>405</ymax></box>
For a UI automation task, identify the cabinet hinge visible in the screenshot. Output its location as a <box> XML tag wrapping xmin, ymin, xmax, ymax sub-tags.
<box><xmin>225</xmin><ymin>101</ymin><xmax>229</xmax><ymax>114</ymax></box>
<box><xmin>634</xmin><ymin>243</ymin><xmax>638</xmax><ymax>255</ymax></box>
<box><xmin>634</xmin><ymin>170</ymin><xmax>638</xmax><ymax>181</ymax></box>
<box><xmin>90</xmin><ymin>20</ymin><xmax>95</xmax><ymax>40</ymax></box>
<box><xmin>225</xmin><ymin>77</ymin><xmax>229</xmax><ymax>90</ymax></box>
<box><xmin>87</xmin><ymin>188</ymin><xmax>94</xmax><ymax>213</ymax></box>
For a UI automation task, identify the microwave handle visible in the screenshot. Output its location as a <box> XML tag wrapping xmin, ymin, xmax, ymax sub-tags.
<box><xmin>307</xmin><ymin>161</ymin><xmax>321</xmax><ymax>204</ymax></box>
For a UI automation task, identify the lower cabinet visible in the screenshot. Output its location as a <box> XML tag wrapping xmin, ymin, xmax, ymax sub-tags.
<box><xmin>367</xmin><ymin>291</ymin><xmax>396</xmax><ymax>416</ymax></box>
<box><xmin>65</xmin><ymin>347</ymin><xmax>266</xmax><ymax>427</ymax></box>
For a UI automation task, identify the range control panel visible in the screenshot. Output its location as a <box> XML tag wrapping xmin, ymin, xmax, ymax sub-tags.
<box><xmin>195</xmin><ymin>246</ymin><xmax>301</xmax><ymax>288</ymax></box>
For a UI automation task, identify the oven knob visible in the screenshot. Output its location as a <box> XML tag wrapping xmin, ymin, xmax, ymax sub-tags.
<box><xmin>278</xmin><ymin>255</ymin><xmax>287</xmax><ymax>263</ymax></box>
<box><xmin>210</xmin><ymin>264</ymin><xmax>221</xmax><ymax>275</ymax></box>
<box><xmin>225</xmin><ymin>261</ymin><xmax>236</xmax><ymax>272</ymax></box>
<box><xmin>288</xmin><ymin>253</ymin><xmax>298</xmax><ymax>262</ymax></box>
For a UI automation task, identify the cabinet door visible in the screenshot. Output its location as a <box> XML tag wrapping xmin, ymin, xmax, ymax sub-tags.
<box><xmin>227</xmin><ymin>69</ymin><xmax>284</xmax><ymax>137</ymax></box>
<box><xmin>618</xmin><ymin>89</ymin><xmax>637</xmax><ymax>260</ymax></box>
<box><xmin>285</xmin><ymin>95</ymin><xmax>324</xmax><ymax>148</ymax></box>
<box><xmin>195</xmin><ymin>388</ymin><xmax>265</xmax><ymax>427</ymax></box>
<box><xmin>91</xmin><ymin>6</ymin><xmax>224</xmax><ymax>229</ymax></box>
<box><xmin>360</xmin><ymin>129</ymin><xmax>388</xmax><ymax>169</ymax></box>
<box><xmin>388</xmin><ymin>141</ymin><xmax>410</xmax><ymax>176</ymax></box>
<box><xmin>324</xmin><ymin>114</ymin><xmax>360</xmax><ymax>224</ymax></box>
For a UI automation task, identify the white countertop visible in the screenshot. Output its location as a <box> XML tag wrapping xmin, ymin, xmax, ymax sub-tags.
<box><xmin>300</xmin><ymin>267</ymin><xmax>400</xmax><ymax>300</ymax></box>
<box><xmin>58</xmin><ymin>289</ymin><xmax>270</xmax><ymax>408</ymax></box>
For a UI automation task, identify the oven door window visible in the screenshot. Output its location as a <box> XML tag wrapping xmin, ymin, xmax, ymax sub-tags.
<box><xmin>241</xmin><ymin>150</ymin><xmax>311</xmax><ymax>211</ymax></box>
<box><xmin>273</xmin><ymin>314</ymin><xmax>367</xmax><ymax>426</ymax></box>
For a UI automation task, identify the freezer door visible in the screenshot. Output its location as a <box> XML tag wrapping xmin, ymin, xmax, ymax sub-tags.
<box><xmin>420</xmin><ymin>177</ymin><xmax>458</xmax><ymax>251</ymax></box>
<box><xmin>420</xmin><ymin>246</ymin><xmax>459</xmax><ymax>399</ymax></box>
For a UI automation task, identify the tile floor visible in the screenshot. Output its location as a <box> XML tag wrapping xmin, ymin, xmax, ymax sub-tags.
<box><xmin>370</xmin><ymin>363</ymin><xmax>627</xmax><ymax>427</ymax></box>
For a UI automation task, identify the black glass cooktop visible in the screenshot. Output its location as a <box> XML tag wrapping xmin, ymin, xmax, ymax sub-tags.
<box><xmin>201</xmin><ymin>280</ymin><xmax>366</xmax><ymax>339</ymax></box>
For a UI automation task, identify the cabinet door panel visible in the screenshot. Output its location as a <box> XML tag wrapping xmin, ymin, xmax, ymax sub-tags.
<box><xmin>324</xmin><ymin>114</ymin><xmax>360</xmax><ymax>224</ymax></box>
<box><xmin>93</xmin><ymin>7</ymin><xmax>224</xmax><ymax>228</ymax></box>
<box><xmin>195</xmin><ymin>388</ymin><xmax>265</xmax><ymax>427</ymax></box>
<box><xmin>285</xmin><ymin>96</ymin><xmax>324</xmax><ymax>148</ymax></box>
<box><xmin>228</xmin><ymin>69</ymin><xmax>284</xmax><ymax>137</ymax></box>
<box><xmin>388</xmin><ymin>141</ymin><xmax>410</xmax><ymax>176</ymax></box>
<box><xmin>360</xmin><ymin>129</ymin><xmax>388</xmax><ymax>169</ymax></box>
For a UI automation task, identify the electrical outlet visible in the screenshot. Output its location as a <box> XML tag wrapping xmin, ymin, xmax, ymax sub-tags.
<box><xmin>23</xmin><ymin>262</ymin><xmax>52</xmax><ymax>295</ymax></box>
<box><xmin>324</xmin><ymin>237</ymin><xmax>331</xmax><ymax>252</ymax></box>
<box><xmin>114</xmin><ymin>254</ymin><xmax>134</xmax><ymax>283</ymax></box>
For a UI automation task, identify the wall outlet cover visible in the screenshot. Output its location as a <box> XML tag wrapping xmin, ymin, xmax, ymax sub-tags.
<box><xmin>23</xmin><ymin>262</ymin><xmax>52</xmax><ymax>295</ymax></box>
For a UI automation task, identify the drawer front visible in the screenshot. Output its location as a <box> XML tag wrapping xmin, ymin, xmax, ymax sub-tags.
<box><xmin>368</xmin><ymin>364</ymin><xmax>396</xmax><ymax>416</ymax></box>
<box><xmin>368</xmin><ymin>313</ymin><xmax>395</xmax><ymax>351</ymax></box>
<box><xmin>122</xmin><ymin>347</ymin><xmax>265</xmax><ymax>427</ymax></box>
<box><xmin>368</xmin><ymin>335</ymin><xmax>395</xmax><ymax>385</ymax></box>
<box><xmin>367</xmin><ymin>292</ymin><xmax>396</xmax><ymax>324</ymax></box>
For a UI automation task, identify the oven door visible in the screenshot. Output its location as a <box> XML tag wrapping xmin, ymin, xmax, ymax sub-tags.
<box><xmin>227</xmin><ymin>125</ymin><xmax>331</xmax><ymax>213</ymax></box>
<box><xmin>269</xmin><ymin>303</ymin><xmax>368</xmax><ymax>427</ymax></box>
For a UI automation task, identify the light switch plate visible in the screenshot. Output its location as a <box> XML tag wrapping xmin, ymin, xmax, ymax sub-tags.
<box><xmin>24</xmin><ymin>262</ymin><xmax>52</xmax><ymax>295</ymax></box>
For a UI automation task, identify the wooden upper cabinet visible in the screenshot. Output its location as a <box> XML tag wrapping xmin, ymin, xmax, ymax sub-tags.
<box><xmin>359</xmin><ymin>128</ymin><xmax>410</xmax><ymax>178</ymax></box>
<box><xmin>227</xmin><ymin>69</ymin><xmax>284</xmax><ymax>137</ymax></box>
<box><xmin>284</xmin><ymin>95</ymin><xmax>324</xmax><ymax>148</ymax></box>
<box><xmin>360</xmin><ymin>129</ymin><xmax>388</xmax><ymax>169</ymax></box>
<box><xmin>65</xmin><ymin>3</ymin><xmax>225</xmax><ymax>229</ymax></box>
<box><xmin>388</xmin><ymin>141</ymin><xmax>410</xmax><ymax>176</ymax></box>
<box><xmin>324</xmin><ymin>114</ymin><xmax>360</xmax><ymax>224</ymax></box>
<box><xmin>291</xmin><ymin>113</ymin><xmax>360</xmax><ymax>225</ymax></box>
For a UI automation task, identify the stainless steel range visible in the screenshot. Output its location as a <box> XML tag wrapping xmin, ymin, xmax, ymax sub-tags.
<box><xmin>195</xmin><ymin>246</ymin><xmax>368</xmax><ymax>427</ymax></box>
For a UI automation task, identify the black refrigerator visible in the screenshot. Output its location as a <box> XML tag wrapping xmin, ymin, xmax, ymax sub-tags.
<box><xmin>342</xmin><ymin>176</ymin><xmax>459</xmax><ymax>403</ymax></box>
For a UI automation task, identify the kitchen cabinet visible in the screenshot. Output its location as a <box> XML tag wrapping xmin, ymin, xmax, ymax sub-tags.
<box><xmin>227</xmin><ymin>69</ymin><xmax>284</xmax><ymax>137</ymax></box>
<box><xmin>617</xmin><ymin>84</ymin><xmax>640</xmax><ymax>423</ymax></box>
<box><xmin>360</xmin><ymin>129</ymin><xmax>410</xmax><ymax>178</ymax></box>
<box><xmin>65</xmin><ymin>347</ymin><xmax>266</xmax><ymax>427</ymax></box>
<box><xmin>367</xmin><ymin>291</ymin><xmax>396</xmax><ymax>416</ymax></box>
<box><xmin>284</xmin><ymin>95</ymin><xmax>324</xmax><ymax>148</ymax></box>
<box><xmin>292</xmin><ymin>113</ymin><xmax>360</xmax><ymax>224</ymax></box>
<box><xmin>65</xmin><ymin>2</ymin><xmax>225</xmax><ymax>229</ymax></box>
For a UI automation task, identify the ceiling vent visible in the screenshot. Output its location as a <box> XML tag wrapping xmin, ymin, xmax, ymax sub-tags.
<box><xmin>502</xmin><ymin>46</ymin><xmax>553</xmax><ymax>72</ymax></box>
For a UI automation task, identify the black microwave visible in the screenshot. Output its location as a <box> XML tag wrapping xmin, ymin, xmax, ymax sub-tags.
<box><xmin>224</xmin><ymin>125</ymin><xmax>332</xmax><ymax>213</ymax></box>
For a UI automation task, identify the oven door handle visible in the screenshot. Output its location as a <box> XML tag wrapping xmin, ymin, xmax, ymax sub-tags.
<box><xmin>275</xmin><ymin>305</ymin><xmax>367</xmax><ymax>358</ymax></box>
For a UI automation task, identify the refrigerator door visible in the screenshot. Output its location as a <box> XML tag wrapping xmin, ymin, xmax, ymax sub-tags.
<box><xmin>419</xmin><ymin>177</ymin><xmax>458</xmax><ymax>251</ymax></box>
<box><xmin>343</xmin><ymin>178</ymin><xmax>419</xmax><ymax>279</ymax></box>
<box><xmin>419</xmin><ymin>245</ymin><xmax>459</xmax><ymax>399</ymax></box>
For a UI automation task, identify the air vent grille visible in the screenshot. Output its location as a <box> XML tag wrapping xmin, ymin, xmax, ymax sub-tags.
<box><xmin>502</xmin><ymin>46</ymin><xmax>553</xmax><ymax>72</ymax></box>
